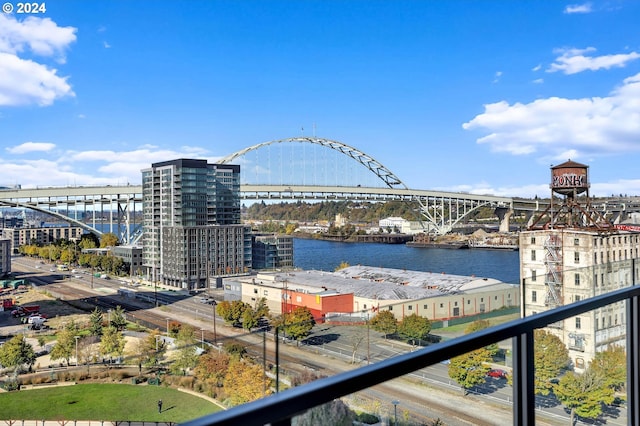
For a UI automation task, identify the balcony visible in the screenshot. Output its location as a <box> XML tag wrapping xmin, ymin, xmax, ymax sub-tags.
<box><xmin>182</xmin><ymin>283</ymin><xmax>640</xmax><ymax>426</ymax></box>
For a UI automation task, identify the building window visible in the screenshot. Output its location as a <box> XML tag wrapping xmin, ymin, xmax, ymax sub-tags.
<box><xmin>423</xmin><ymin>304</ymin><xmax>428</xmax><ymax>309</ymax></box>
<box><xmin>253</xmin><ymin>288</ymin><xmax>258</xmax><ymax>294</ymax></box>
<box><xmin>574</xmin><ymin>238</ymin><xmax>580</xmax><ymax>246</ymax></box>
<box><xmin>575</xmin><ymin>317</ymin><xmax>581</xmax><ymax>329</ymax></box>
<box><xmin>574</xmin><ymin>273</ymin><xmax>580</xmax><ymax>286</ymax></box>
<box><xmin>574</xmin><ymin>252</ymin><xmax>580</xmax><ymax>264</ymax></box>
<box><xmin>531</xmin><ymin>236</ymin><xmax>536</xmax><ymax>244</ymax></box>
<box><xmin>408</xmin><ymin>305</ymin><xmax>413</xmax><ymax>311</ymax></box>
<box><xmin>439</xmin><ymin>303</ymin><xmax>444</xmax><ymax>308</ymax></box>
<box><xmin>454</xmin><ymin>301</ymin><xmax>458</xmax><ymax>307</ymax></box>
<box><xmin>575</xmin><ymin>295</ymin><xmax>581</xmax><ymax>302</ymax></box>
<box><xmin>263</xmin><ymin>290</ymin><xmax>268</xmax><ymax>296</ymax></box>
<box><xmin>467</xmin><ymin>299</ymin><xmax>470</xmax><ymax>304</ymax></box>
<box><xmin>531</xmin><ymin>250</ymin><xmax>536</xmax><ymax>261</ymax></box>
<box><xmin>531</xmin><ymin>270</ymin><xmax>537</xmax><ymax>282</ymax></box>
<box><xmin>532</xmin><ymin>291</ymin><xmax>537</xmax><ymax>302</ymax></box>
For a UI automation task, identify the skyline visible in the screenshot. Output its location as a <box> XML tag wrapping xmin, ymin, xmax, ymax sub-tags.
<box><xmin>1</xmin><ymin>1</ymin><xmax>640</xmax><ymax>198</ymax></box>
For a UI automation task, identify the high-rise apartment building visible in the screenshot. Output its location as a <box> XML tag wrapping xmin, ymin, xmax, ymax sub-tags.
<box><xmin>520</xmin><ymin>160</ymin><xmax>640</xmax><ymax>370</ymax></box>
<box><xmin>141</xmin><ymin>159</ymin><xmax>251</xmax><ymax>290</ymax></box>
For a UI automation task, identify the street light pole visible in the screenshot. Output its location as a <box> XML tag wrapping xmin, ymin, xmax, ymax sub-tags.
<box><xmin>211</xmin><ymin>301</ymin><xmax>217</xmax><ymax>345</ymax></box>
<box><xmin>392</xmin><ymin>400</ymin><xmax>399</xmax><ymax>426</ymax></box>
<box><xmin>74</xmin><ymin>336</ymin><xmax>80</xmax><ymax>367</ymax></box>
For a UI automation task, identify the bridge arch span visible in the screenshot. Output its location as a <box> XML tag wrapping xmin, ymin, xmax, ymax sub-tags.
<box><xmin>0</xmin><ymin>200</ymin><xmax>104</xmax><ymax>238</ymax></box>
<box><xmin>218</xmin><ymin>136</ymin><xmax>408</xmax><ymax>189</ymax></box>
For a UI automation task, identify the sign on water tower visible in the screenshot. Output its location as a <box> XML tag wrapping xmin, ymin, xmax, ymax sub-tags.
<box><xmin>550</xmin><ymin>159</ymin><xmax>589</xmax><ymax>197</ymax></box>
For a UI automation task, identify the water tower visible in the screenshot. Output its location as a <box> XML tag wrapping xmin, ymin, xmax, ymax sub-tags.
<box><xmin>528</xmin><ymin>160</ymin><xmax>612</xmax><ymax>231</ymax></box>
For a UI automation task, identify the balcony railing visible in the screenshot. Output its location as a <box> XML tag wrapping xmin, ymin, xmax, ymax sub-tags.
<box><xmin>182</xmin><ymin>284</ymin><xmax>640</xmax><ymax>426</ymax></box>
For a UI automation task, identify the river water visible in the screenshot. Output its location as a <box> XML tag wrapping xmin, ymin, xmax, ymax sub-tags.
<box><xmin>293</xmin><ymin>238</ymin><xmax>521</xmax><ymax>284</ymax></box>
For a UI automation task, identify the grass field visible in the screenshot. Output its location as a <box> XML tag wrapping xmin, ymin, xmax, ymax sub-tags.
<box><xmin>0</xmin><ymin>383</ymin><xmax>222</xmax><ymax>422</ymax></box>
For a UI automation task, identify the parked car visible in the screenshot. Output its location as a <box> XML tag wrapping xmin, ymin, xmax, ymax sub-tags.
<box><xmin>487</xmin><ymin>369</ymin><xmax>507</xmax><ymax>378</ymax></box>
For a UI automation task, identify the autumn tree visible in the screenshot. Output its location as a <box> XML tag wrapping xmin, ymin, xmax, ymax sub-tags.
<box><xmin>0</xmin><ymin>334</ymin><xmax>35</xmax><ymax>374</ymax></box>
<box><xmin>78</xmin><ymin>335</ymin><xmax>99</xmax><ymax>373</ymax></box>
<box><xmin>223</xmin><ymin>359</ymin><xmax>271</xmax><ymax>406</ymax></box>
<box><xmin>370</xmin><ymin>310</ymin><xmax>398</xmax><ymax>339</ymax></box>
<box><xmin>398</xmin><ymin>313</ymin><xmax>431</xmax><ymax>346</ymax></box>
<box><xmin>194</xmin><ymin>350</ymin><xmax>231</xmax><ymax>396</ymax></box>
<box><xmin>131</xmin><ymin>329</ymin><xmax>166</xmax><ymax>368</ymax></box>
<box><xmin>100</xmin><ymin>232</ymin><xmax>119</xmax><ymax>248</ymax></box>
<box><xmin>534</xmin><ymin>329</ymin><xmax>570</xmax><ymax>395</ymax></box>
<box><xmin>335</xmin><ymin>261</ymin><xmax>350</xmax><ymax>271</ymax></box>
<box><xmin>555</xmin><ymin>368</ymin><xmax>615</xmax><ymax>425</ymax></box>
<box><xmin>292</xmin><ymin>399</ymin><xmax>355</xmax><ymax>426</ymax></box>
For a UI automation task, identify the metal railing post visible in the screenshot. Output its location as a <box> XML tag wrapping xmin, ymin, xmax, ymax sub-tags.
<box><xmin>627</xmin><ymin>294</ymin><xmax>639</xmax><ymax>426</ymax></box>
<box><xmin>512</xmin><ymin>331</ymin><xmax>535</xmax><ymax>426</ymax></box>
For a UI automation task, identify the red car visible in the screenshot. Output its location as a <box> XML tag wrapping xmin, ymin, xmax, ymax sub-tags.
<box><xmin>487</xmin><ymin>369</ymin><xmax>507</xmax><ymax>378</ymax></box>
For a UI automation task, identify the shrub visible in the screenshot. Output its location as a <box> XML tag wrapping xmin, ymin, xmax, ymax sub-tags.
<box><xmin>356</xmin><ymin>412</ymin><xmax>380</xmax><ymax>424</ymax></box>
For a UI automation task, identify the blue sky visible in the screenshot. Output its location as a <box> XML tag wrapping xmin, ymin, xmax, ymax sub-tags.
<box><xmin>1</xmin><ymin>0</ymin><xmax>640</xmax><ymax>198</ymax></box>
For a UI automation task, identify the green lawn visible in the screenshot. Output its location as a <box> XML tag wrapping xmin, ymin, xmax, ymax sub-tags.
<box><xmin>0</xmin><ymin>383</ymin><xmax>222</xmax><ymax>422</ymax></box>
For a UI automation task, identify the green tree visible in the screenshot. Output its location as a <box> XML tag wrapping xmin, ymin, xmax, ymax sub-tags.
<box><xmin>534</xmin><ymin>329</ymin><xmax>570</xmax><ymax>395</ymax></box>
<box><xmin>88</xmin><ymin>307</ymin><xmax>104</xmax><ymax>337</ymax></box>
<box><xmin>284</xmin><ymin>306</ymin><xmax>316</xmax><ymax>343</ymax></box>
<box><xmin>589</xmin><ymin>345</ymin><xmax>626</xmax><ymax>391</ymax></box>
<box><xmin>171</xmin><ymin>324</ymin><xmax>198</xmax><ymax>375</ymax></box>
<box><xmin>50</xmin><ymin>322</ymin><xmax>79</xmax><ymax>366</ymax></box>
<box><xmin>464</xmin><ymin>320</ymin><xmax>499</xmax><ymax>356</ymax></box>
<box><xmin>448</xmin><ymin>348</ymin><xmax>491</xmax><ymax>394</ymax></box>
<box><xmin>0</xmin><ymin>334</ymin><xmax>36</xmax><ymax>374</ymax></box>
<box><xmin>555</xmin><ymin>368</ymin><xmax>615</xmax><ymax>425</ymax></box>
<box><xmin>292</xmin><ymin>398</ymin><xmax>355</xmax><ymax>426</ymax></box>
<box><xmin>99</xmin><ymin>326</ymin><xmax>126</xmax><ymax>364</ymax></box>
<box><xmin>110</xmin><ymin>305</ymin><xmax>127</xmax><ymax>331</ymax></box>
<box><xmin>369</xmin><ymin>310</ymin><xmax>398</xmax><ymax>339</ymax></box>
<box><xmin>398</xmin><ymin>313</ymin><xmax>431</xmax><ymax>346</ymax></box>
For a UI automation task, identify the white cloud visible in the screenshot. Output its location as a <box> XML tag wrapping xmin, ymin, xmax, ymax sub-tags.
<box><xmin>103</xmin><ymin>41</ymin><xmax>111</xmax><ymax>49</ymax></box>
<box><xmin>0</xmin><ymin>15</ymin><xmax>76</xmax><ymax>106</ymax></box>
<box><xmin>548</xmin><ymin>47</ymin><xmax>640</xmax><ymax>74</ymax></box>
<box><xmin>532</xmin><ymin>64</ymin><xmax>542</xmax><ymax>72</ymax></box>
<box><xmin>0</xmin><ymin>14</ymin><xmax>76</xmax><ymax>60</ymax></box>
<box><xmin>0</xmin><ymin>52</ymin><xmax>74</xmax><ymax>106</ymax></box>
<box><xmin>492</xmin><ymin>71</ymin><xmax>503</xmax><ymax>84</ymax></box>
<box><xmin>462</xmin><ymin>72</ymin><xmax>640</xmax><ymax>159</ymax></box>
<box><xmin>6</xmin><ymin>142</ymin><xmax>56</xmax><ymax>154</ymax></box>
<box><xmin>532</xmin><ymin>78</ymin><xmax>544</xmax><ymax>84</ymax></box>
<box><xmin>564</xmin><ymin>3</ymin><xmax>593</xmax><ymax>14</ymax></box>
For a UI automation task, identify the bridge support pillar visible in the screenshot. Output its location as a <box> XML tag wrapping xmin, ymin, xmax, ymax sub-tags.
<box><xmin>496</xmin><ymin>207</ymin><xmax>512</xmax><ymax>233</ymax></box>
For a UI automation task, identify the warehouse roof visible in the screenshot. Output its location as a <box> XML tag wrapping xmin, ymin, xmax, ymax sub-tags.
<box><xmin>256</xmin><ymin>265</ymin><xmax>513</xmax><ymax>301</ymax></box>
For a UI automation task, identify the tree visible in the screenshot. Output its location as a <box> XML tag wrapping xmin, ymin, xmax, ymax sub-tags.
<box><xmin>555</xmin><ymin>368</ymin><xmax>614</xmax><ymax>425</ymax></box>
<box><xmin>100</xmin><ymin>326</ymin><xmax>126</xmax><ymax>364</ymax></box>
<box><xmin>369</xmin><ymin>310</ymin><xmax>397</xmax><ymax>339</ymax></box>
<box><xmin>464</xmin><ymin>320</ymin><xmax>499</xmax><ymax>356</ymax></box>
<box><xmin>334</xmin><ymin>261</ymin><xmax>350</xmax><ymax>271</ymax></box>
<box><xmin>88</xmin><ymin>307</ymin><xmax>104</xmax><ymax>337</ymax></box>
<box><xmin>50</xmin><ymin>322</ymin><xmax>79</xmax><ymax>366</ymax></box>
<box><xmin>223</xmin><ymin>359</ymin><xmax>271</xmax><ymax>406</ymax></box>
<box><xmin>0</xmin><ymin>334</ymin><xmax>36</xmax><ymax>374</ymax></box>
<box><xmin>284</xmin><ymin>306</ymin><xmax>315</xmax><ymax>343</ymax></box>
<box><xmin>589</xmin><ymin>345</ymin><xmax>626</xmax><ymax>392</ymax></box>
<box><xmin>194</xmin><ymin>350</ymin><xmax>231</xmax><ymax>394</ymax></box>
<box><xmin>448</xmin><ymin>348</ymin><xmax>491</xmax><ymax>394</ymax></box>
<box><xmin>534</xmin><ymin>329</ymin><xmax>570</xmax><ymax>395</ymax></box>
<box><xmin>398</xmin><ymin>313</ymin><xmax>431</xmax><ymax>346</ymax></box>
<box><xmin>171</xmin><ymin>324</ymin><xmax>199</xmax><ymax>375</ymax></box>
<box><xmin>110</xmin><ymin>305</ymin><xmax>127</xmax><ymax>331</ymax></box>
<box><xmin>100</xmin><ymin>232</ymin><xmax>119</xmax><ymax>248</ymax></box>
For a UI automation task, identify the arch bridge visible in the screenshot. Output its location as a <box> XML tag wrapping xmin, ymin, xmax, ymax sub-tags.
<box><xmin>3</xmin><ymin>136</ymin><xmax>622</xmax><ymax>242</ymax></box>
